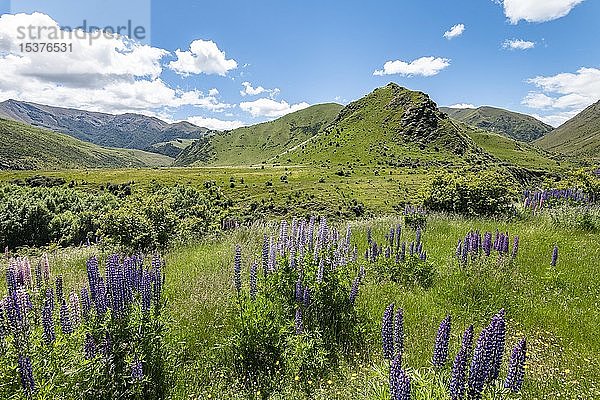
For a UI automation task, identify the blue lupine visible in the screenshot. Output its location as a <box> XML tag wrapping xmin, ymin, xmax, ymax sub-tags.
<box><xmin>488</xmin><ymin>309</ymin><xmax>506</xmax><ymax>382</ymax></box>
<box><xmin>462</xmin><ymin>325</ymin><xmax>474</xmax><ymax>357</ymax></box>
<box><xmin>250</xmin><ymin>262</ymin><xmax>258</xmax><ymax>300</ymax></box>
<box><xmin>55</xmin><ymin>275</ymin><xmax>64</xmax><ymax>303</ymax></box>
<box><xmin>295</xmin><ymin>277</ymin><xmax>304</xmax><ymax>303</ymax></box>
<box><xmin>131</xmin><ymin>358</ymin><xmax>143</xmax><ymax>380</ymax></box>
<box><xmin>511</xmin><ymin>236</ymin><xmax>519</xmax><ymax>259</ymax></box>
<box><xmin>59</xmin><ymin>300</ymin><xmax>73</xmax><ymax>335</ymax></box>
<box><xmin>42</xmin><ymin>302</ymin><xmax>55</xmax><ymax>345</ymax></box>
<box><xmin>504</xmin><ymin>338</ymin><xmax>527</xmax><ymax>392</ymax></box>
<box><xmin>432</xmin><ymin>315</ymin><xmax>451</xmax><ymax>367</ymax></box>
<box><xmin>483</xmin><ymin>232</ymin><xmax>492</xmax><ymax>256</ymax></box>
<box><xmin>394</xmin><ymin>308</ymin><xmax>404</xmax><ymax>358</ymax></box>
<box><xmin>382</xmin><ymin>303</ymin><xmax>395</xmax><ymax>359</ymax></box>
<box><xmin>316</xmin><ymin>258</ymin><xmax>324</xmax><ymax>284</ymax></box>
<box><xmin>234</xmin><ymin>245</ymin><xmax>242</xmax><ymax>293</ymax></box>
<box><xmin>349</xmin><ymin>275</ymin><xmax>360</xmax><ymax>304</ymax></box>
<box><xmin>303</xmin><ymin>287</ymin><xmax>311</xmax><ymax>306</ymax></box>
<box><xmin>141</xmin><ymin>272</ymin><xmax>152</xmax><ymax>314</ymax></box>
<box><xmin>467</xmin><ymin>328</ymin><xmax>493</xmax><ymax>400</ymax></box>
<box><xmin>415</xmin><ymin>227</ymin><xmax>421</xmax><ymax>244</ymax></box>
<box><xmin>18</xmin><ymin>355</ymin><xmax>35</xmax><ymax>396</ymax></box>
<box><xmin>449</xmin><ymin>347</ymin><xmax>468</xmax><ymax>400</ymax></box>
<box><xmin>390</xmin><ymin>358</ymin><xmax>411</xmax><ymax>400</ymax></box>
<box><xmin>6</xmin><ymin>265</ymin><xmax>17</xmax><ymax>295</ymax></box>
<box><xmin>551</xmin><ymin>245</ymin><xmax>559</xmax><ymax>267</ymax></box>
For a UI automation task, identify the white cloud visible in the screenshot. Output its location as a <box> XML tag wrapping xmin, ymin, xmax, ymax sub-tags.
<box><xmin>0</xmin><ymin>13</ymin><xmax>232</xmax><ymax>116</ymax></box>
<box><xmin>530</xmin><ymin>111</ymin><xmax>580</xmax><ymax>127</ymax></box>
<box><xmin>503</xmin><ymin>39</ymin><xmax>536</xmax><ymax>50</ymax></box>
<box><xmin>240</xmin><ymin>98</ymin><xmax>310</xmax><ymax>118</ymax></box>
<box><xmin>522</xmin><ymin>67</ymin><xmax>600</xmax><ymax>126</ymax></box>
<box><xmin>443</xmin><ymin>24</ymin><xmax>465</xmax><ymax>39</ymax></box>
<box><xmin>168</xmin><ymin>39</ymin><xmax>237</xmax><ymax>76</ymax></box>
<box><xmin>187</xmin><ymin>116</ymin><xmax>245</xmax><ymax>131</ymax></box>
<box><xmin>373</xmin><ymin>56</ymin><xmax>450</xmax><ymax>77</ymax></box>
<box><xmin>240</xmin><ymin>81</ymin><xmax>280</xmax><ymax>98</ymax></box>
<box><xmin>447</xmin><ymin>103</ymin><xmax>477</xmax><ymax>109</ymax></box>
<box><xmin>501</xmin><ymin>0</ymin><xmax>586</xmax><ymax>24</ymax></box>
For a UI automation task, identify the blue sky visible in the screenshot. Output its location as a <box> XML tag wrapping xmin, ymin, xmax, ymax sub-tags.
<box><xmin>0</xmin><ymin>0</ymin><xmax>599</xmax><ymax>129</ymax></box>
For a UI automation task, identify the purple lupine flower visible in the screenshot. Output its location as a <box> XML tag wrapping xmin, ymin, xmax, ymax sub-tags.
<box><xmin>504</xmin><ymin>338</ymin><xmax>527</xmax><ymax>392</ymax></box>
<box><xmin>6</xmin><ymin>265</ymin><xmax>17</xmax><ymax>295</ymax></box>
<box><xmin>84</xmin><ymin>332</ymin><xmax>96</xmax><ymax>359</ymax></box>
<box><xmin>432</xmin><ymin>315</ymin><xmax>452</xmax><ymax>367</ymax></box>
<box><xmin>502</xmin><ymin>234</ymin><xmax>510</xmax><ymax>254</ymax></box>
<box><xmin>18</xmin><ymin>355</ymin><xmax>35</xmax><ymax>396</ymax></box>
<box><xmin>268</xmin><ymin>240</ymin><xmax>277</xmax><ymax>273</ymax></box>
<box><xmin>69</xmin><ymin>291</ymin><xmax>82</xmax><ymax>327</ymax></box>
<box><xmin>131</xmin><ymin>358</ymin><xmax>143</xmax><ymax>380</ymax></box>
<box><xmin>551</xmin><ymin>245</ymin><xmax>559</xmax><ymax>267</ymax></box>
<box><xmin>483</xmin><ymin>232</ymin><xmax>492</xmax><ymax>257</ymax></box>
<box><xmin>234</xmin><ymin>245</ymin><xmax>242</xmax><ymax>294</ymax></box>
<box><xmin>295</xmin><ymin>277</ymin><xmax>304</xmax><ymax>303</ymax></box>
<box><xmin>511</xmin><ymin>236</ymin><xmax>519</xmax><ymax>259</ymax></box>
<box><xmin>467</xmin><ymin>328</ymin><xmax>493</xmax><ymax>400</ymax></box>
<box><xmin>382</xmin><ymin>303</ymin><xmax>395</xmax><ymax>360</ymax></box>
<box><xmin>59</xmin><ymin>300</ymin><xmax>73</xmax><ymax>335</ymax></box>
<box><xmin>141</xmin><ymin>272</ymin><xmax>152</xmax><ymax>314</ymax></box>
<box><xmin>262</xmin><ymin>235</ymin><xmax>270</xmax><ymax>277</ymax></box>
<box><xmin>80</xmin><ymin>288</ymin><xmax>91</xmax><ymax>320</ymax></box>
<box><xmin>303</xmin><ymin>287</ymin><xmax>311</xmax><ymax>306</ymax></box>
<box><xmin>390</xmin><ymin>358</ymin><xmax>410</xmax><ymax>400</ymax></box>
<box><xmin>462</xmin><ymin>325</ymin><xmax>474</xmax><ymax>357</ymax></box>
<box><xmin>55</xmin><ymin>275</ymin><xmax>64</xmax><ymax>303</ymax></box>
<box><xmin>349</xmin><ymin>275</ymin><xmax>360</xmax><ymax>305</ymax></box>
<box><xmin>394</xmin><ymin>308</ymin><xmax>404</xmax><ymax>358</ymax></box>
<box><xmin>415</xmin><ymin>227</ymin><xmax>421</xmax><ymax>244</ymax></box>
<box><xmin>295</xmin><ymin>307</ymin><xmax>303</xmax><ymax>335</ymax></box>
<box><xmin>34</xmin><ymin>261</ymin><xmax>42</xmax><ymax>291</ymax></box>
<box><xmin>95</xmin><ymin>277</ymin><xmax>108</xmax><ymax>317</ymax></box>
<box><xmin>449</xmin><ymin>347</ymin><xmax>468</xmax><ymax>400</ymax></box>
<box><xmin>42</xmin><ymin>302</ymin><xmax>55</xmax><ymax>345</ymax></box>
<box><xmin>488</xmin><ymin>309</ymin><xmax>506</xmax><ymax>383</ymax></box>
<box><xmin>249</xmin><ymin>262</ymin><xmax>258</xmax><ymax>301</ymax></box>
<box><xmin>400</xmin><ymin>242</ymin><xmax>406</xmax><ymax>262</ymax></box>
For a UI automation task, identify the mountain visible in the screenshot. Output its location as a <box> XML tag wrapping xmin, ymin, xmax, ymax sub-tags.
<box><xmin>0</xmin><ymin>100</ymin><xmax>208</xmax><ymax>157</ymax></box>
<box><xmin>175</xmin><ymin>103</ymin><xmax>343</xmax><ymax>166</ymax></box>
<box><xmin>0</xmin><ymin>118</ymin><xmax>173</xmax><ymax>170</ymax></box>
<box><xmin>535</xmin><ymin>101</ymin><xmax>600</xmax><ymax>158</ymax></box>
<box><xmin>440</xmin><ymin>106</ymin><xmax>553</xmax><ymax>142</ymax></box>
<box><xmin>285</xmin><ymin>83</ymin><xmax>488</xmax><ymax>167</ymax></box>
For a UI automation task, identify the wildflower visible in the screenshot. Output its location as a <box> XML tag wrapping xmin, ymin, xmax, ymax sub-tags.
<box><xmin>390</xmin><ymin>358</ymin><xmax>410</xmax><ymax>400</ymax></box>
<box><xmin>449</xmin><ymin>347</ymin><xmax>468</xmax><ymax>400</ymax></box>
<box><xmin>349</xmin><ymin>275</ymin><xmax>360</xmax><ymax>305</ymax></box>
<box><xmin>303</xmin><ymin>287</ymin><xmax>311</xmax><ymax>306</ymax></box>
<box><xmin>511</xmin><ymin>236</ymin><xmax>519</xmax><ymax>259</ymax></box>
<box><xmin>551</xmin><ymin>245</ymin><xmax>559</xmax><ymax>267</ymax></box>
<box><xmin>295</xmin><ymin>307</ymin><xmax>303</xmax><ymax>334</ymax></box>
<box><xmin>467</xmin><ymin>328</ymin><xmax>493</xmax><ymax>400</ymax></box>
<box><xmin>504</xmin><ymin>338</ymin><xmax>527</xmax><ymax>392</ymax></box>
<box><xmin>394</xmin><ymin>308</ymin><xmax>404</xmax><ymax>358</ymax></box>
<box><xmin>234</xmin><ymin>245</ymin><xmax>242</xmax><ymax>294</ymax></box>
<box><xmin>59</xmin><ymin>300</ymin><xmax>73</xmax><ymax>335</ymax></box>
<box><xmin>432</xmin><ymin>315</ymin><xmax>451</xmax><ymax>367</ymax></box>
<box><xmin>84</xmin><ymin>333</ymin><xmax>96</xmax><ymax>359</ymax></box>
<box><xmin>18</xmin><ymin>355</ymin><xmax>35</xmax><ymax>396</ymax></box>
<box><xmin>488</xmin><ymin>309</ymin><xmax>506</xmax><ymax>383</ymax></box>
<box><xmin>382</xmin><ymin>303</ymin><xmax>395</xmax><ymax>359</ymax></box>
<box><xmin>55</xmin><ymin>275</ymin><xmax>64</xmax><ymax>303</ymax></box>
<box><xmin>131</xmin><ymin>358</ymin><xmax>143</xmax><ymax>380</ymax></box>
<box><xmin>461</xmin><ymin>325</ymin><xmax>474</xmax><ymax>357</ymax></box>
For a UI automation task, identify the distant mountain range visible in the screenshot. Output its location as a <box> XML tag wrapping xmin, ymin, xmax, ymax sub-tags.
<box><xmin>0</xmin><ymin>99</ymin><xmax>209</xmax><ymax>157</ymax></box>
<box><xmin>440</xmin><ymin>106</ymin><xmax>553</xmax><ymax>142</ymax></box>
<box><xmin>536</xmin><ymin>100</ymin><xmax>600</xmax><ymax>158</ymax></box>
<box><xmin>0</xmin><ymin>117</ymin><xmax>173</xmax><ymax>170</ymax></box>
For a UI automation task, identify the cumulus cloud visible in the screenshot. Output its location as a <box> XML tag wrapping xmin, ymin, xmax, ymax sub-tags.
<box><xmin>240</xmin><ymin>98</ymin><xmax>310</xmax><ymax>118</ymax></box>
<box><xmin>0</xmin><ymin>13</ymin><xmax>232</xmax><ymax>115</ymax></box>
<box><xmin>373</xmin><ymin>56</ymin><xmax>450</xmax><ymax>77</ymax></box>
<box><xmin>443</xmin><ymin>24</ymin><xmax>465</xmax><ymax>39</ymax></box>
<box><xmin>240</xmin><ymin>81</ymin><xmax>280</xmax><ymax>98</ymax></box>
<box><xmin>447</xmin><ymin>103</ymin><xmax>477</xmax><ymax>109</ymax></box>
<box><xmin>503</xmin><ymin>39</ymin><xmax>536</xmax><ymax>50</ymax></box>
<box><xmin>522</xmin><ymin>67</ymin><xmax>600</xmax><ymax>126</ymax></box>
<box><xmin>168</xmin><ymin>39</ymin><xmax>237</xmax><ymax>76</ymax></box>
<box><xmin>501</xmin><ymin>0</ymin><xmax>586</xmax><ymax>24</ymax></box>
<box><xmin>187</xmin><ymin>116</ymin><xmax>245</xmax><ymax>131</ymax></box>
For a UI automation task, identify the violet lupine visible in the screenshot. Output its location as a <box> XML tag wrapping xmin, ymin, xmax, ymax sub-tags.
<box><xmin>141</xmin><ymin>272</ymin><xmax>152</xmax><ymax>314</ymax></box>
<box><xmin>295</xmin><ymin>278</ymin><xmax>304</xmax><ymax>303</ymax></box>
<box><xmin>295</xmin><ymin>307</ymin><xmax>303</xmax><ymax>335</ymax></box>
<box><xmin>18</xmin><ymin>355</ymin><xmax>35</xmax><ymax>396</ymax></box>
<box><xmin>449</xmin><ymin>346</ymin><xmax>468</xmax><ymax>400</ymax></box>
<box><xmin>382</xmin><ymin>303</ymin><xmax>395</xmax><ymax>360</ymax></box>
<box><xmin>55</xmin><ymin>275</ymin><xmax>64</xmax><ymax>303</ymax></box>
<box><xmin>6</xmin><ymin>265</ymin><xmax>17</xmax><ymax>295</ymax></box>
<box><xmin>316</xmin><ymin>258</ymin><xmax>324</xmax><ymax>284</ymax></box>
<box><xmin>432</xmin><ymin>315</ymin><xmax>452</xmax><ymax>367</ymax></box>
<box><xmin>262</xmin><ymin>235</ymin><xmax>270</xmax><ymax>277</ymax></box>
<box><xmin>415</xmin><ymin>227</ymin><xmax>421</xmax><ymax>244</ymax></box>
<box><xmin>349</xmin><ymin>275</ymin><xmax>360</xmax><ymax>305</ymax></box>
<box><xmin>131</xmin><ymin>358</ymin><xmax>143</xmax><ymax>380</ymax></box>
<box><xmin>394</xmin><ymin>308</ymin><xmax>404</xmax><ymax>358</ymax></box>
<box><xmin>42</xmin><ymin>301</ymin><xmax>55</xmax><ymax>345</ymax></box>
<box><xmin>483</xmin><ymin>232</ymin><xmax>492</xmax><ymax>257</ymax></box>
<box><xmin>303</xmin><ymin>287</ymin><xmax>311</xmax><ymax>306</ymax></box>
<box><xmin>467</xmin><ymin>328</ymin><xmax>493</xmax><ymax>400</ymax></box>
<box><xmin>504</xmin><ymin>338</ymin><xmax>527</xmax><ymax>392</ymax></box>
<box><xmin>551</xmin><ymin>245</ymin><xmax>559</xmax><ymax>267</ymax></box>
<box><xmin>249</xmin><ymin>262</ymin><xmax>258</xmax><ymax>301</ymax></box>
<box><xmin>488</xmin><ymin>309</ymin><xmax>506</xmax><ymax>383</ymax></box>
<box><xmin>462</xmin><ymin>325</ymin><xmax>474</xmax><ymax>357</ymax></box>
<box><xmin>390</xmin><ymin>358</ymin><xmax>411</xmax><ymax>400</ymax></box>
<box><xmin>234</xmin><ymin>245</ymin><xmax>242</xmax><ymax>294</ymax></box>
<box><xmin>59</xmin><ymin>300</ymin><xmax>73</xmax><ymax>335</ymax></box>
<box><xmin>511</xmin><ymin>236</ymin><xmax>519</xmax><ymax>259</ymax></box>
<box><xmin>84</xmin><ymin>332</ymin><xmax>96</xmax><ymax>359</ymax></box>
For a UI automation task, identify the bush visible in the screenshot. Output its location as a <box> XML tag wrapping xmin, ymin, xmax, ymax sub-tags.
<box><xmin>424</xmin><ymin>170</ymin><xmax>518</xmax><ymax>217</ymax></box>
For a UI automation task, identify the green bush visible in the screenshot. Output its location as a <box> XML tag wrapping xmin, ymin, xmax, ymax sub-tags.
<box><xmin>424</xmin><ymin>170</ymin><xmax>518</xmax><ymax>217</ymax></box>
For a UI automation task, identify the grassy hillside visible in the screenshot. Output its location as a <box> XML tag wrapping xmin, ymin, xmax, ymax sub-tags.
<box><xmin>0</xmin><ymin>118</ymin><xmax>173</xmax><ymax>170</ymax></box>
<box><xmin>441</xmin><ymin>106</ymin><xmax>553</xmax><ymax>142</ymax></box>
<box><xmin>536</xmin><ymin>100</ymin><xmax>600</xmax><ymax>158</ymax></box>
<box><xmin>175</xmin><ymin>103</ymin><xmax>343</xmax><ymax>166</ymax></box>
<box><xmin>287</xmin><ymin>84</ymin><xmax>490</xmax><ymax>167</ymax></box>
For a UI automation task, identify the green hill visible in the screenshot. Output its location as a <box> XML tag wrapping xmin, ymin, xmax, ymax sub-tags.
<box><xmin>440</xmin><ymin>106</ymin><xmax>553</xmax><ymax>142</ymax></box>
<box><xmin>286</xmin><ymin>83</ymin><xmax>488</xmax><ymax>167</ymax></box>
<box><xmin>535</xmin><ymin>100</ymin><xmax>600</xmax><ymax>158</ymax></box>
<box><xmin>175</xmin><ymin>103</ymin><xmax>342</xmax><ymax>166</ymax></box>
<box><xmin>0</xmin><ymin>118</ymin><xmax>173</xmax><ymax>170</ymax></box>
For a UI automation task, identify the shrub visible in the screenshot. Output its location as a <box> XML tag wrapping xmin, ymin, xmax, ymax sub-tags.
<box><xmin>424</xmin><ymin>170</ymin><xmax>517</xmax><ymax>217</ymax></box>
